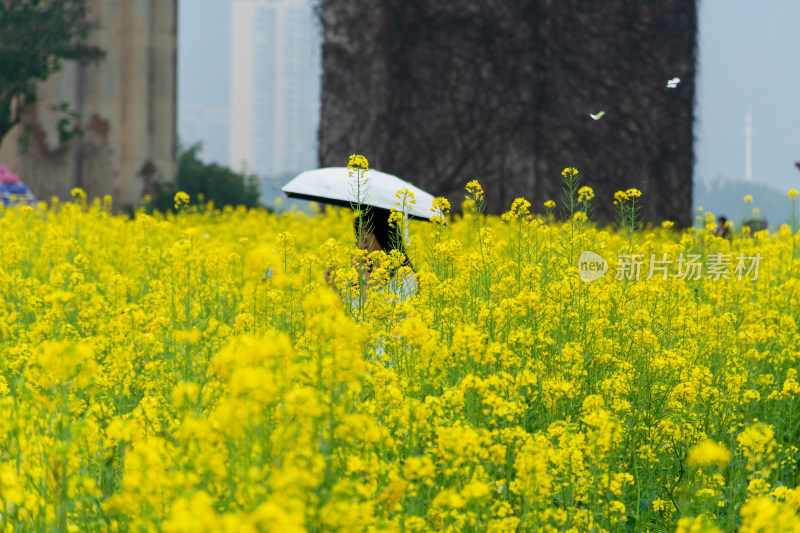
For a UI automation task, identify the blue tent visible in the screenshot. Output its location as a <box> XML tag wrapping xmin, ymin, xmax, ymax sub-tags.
<box><xmin>0</xmin><ymin>181</ymin><xmax>36</xmax><ymax>207</ymax></box>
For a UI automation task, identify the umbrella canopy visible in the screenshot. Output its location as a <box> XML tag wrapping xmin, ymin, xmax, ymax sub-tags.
<box><xmin>281</xmin><ymin>167</ymin><xmax>439</xmax><ymax>220</ymax></box>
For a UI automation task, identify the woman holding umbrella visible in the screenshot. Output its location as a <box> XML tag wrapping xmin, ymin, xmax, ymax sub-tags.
<box><xmin>325</xmin><ymin>206</ymin><xmax>417</xmax><ymax>307</ymax></box>
<box><xmin>283</xmin><ymin>156</ymin><xmax>439</xmax><ymax>306</ymax></box>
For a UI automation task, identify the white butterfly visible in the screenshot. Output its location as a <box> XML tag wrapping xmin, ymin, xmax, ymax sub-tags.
<box><xmin>666</xmin><ymin>77</ymin><xmax>680</xmax><ymax>88</ymax></box>
<box><xmin>589</xmin><ymin>111</ymin><xmax>606</xmax><ymax>120</ymax></box>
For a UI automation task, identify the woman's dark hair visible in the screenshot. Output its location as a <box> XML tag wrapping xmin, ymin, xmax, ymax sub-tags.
<box><xmin>354</xmin><ymin>208</ymin><xmax>413</xmax><ymax>270</ymax></box>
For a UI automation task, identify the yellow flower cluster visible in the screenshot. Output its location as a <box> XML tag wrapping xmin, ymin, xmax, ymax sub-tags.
<box><xmin>464</xmin><ymin>180</ymin><xmax>484</xmax><ymax>202</ymax></box>
<box><xmin>71</xmin><ymin>187</ymin><xmax>88</xmax><ymax>202</ymax></box>
<box><xmin>174</xmin><ymin>191</ymin><xmax>191</xmax><ymax>210</ymax></box>
<box><xmin>614</xmin><ymin>188</ymin><xmax>643</xmax><ymax>205</ymax></box>
<box><xmin>0</xmin><ymin>187</ymin><xmax>798</xmax><ymax>531</ymax></box>
<box><xmin>348</xmin><ymin>154</ymin><xmax>369</xmax><ymax>171</ymax></box>
<box><xmin>395</xmin><ymin>188</ymin><xmax>416</xmax><ymax>212</ymax></box>
<box><xmin>687</xmin><ymin>439</ymin><xmax>732</xmax><ymax>468</ymax></box>
<box><xmin>501</xmin><ymin>198</ymin><xmax>532</xmax><ymax>222</ymax></box>
<box><xmin>388</xmin><ymin>209</ymin><xmax>404</xmax><ymax>228</ymax></box>
<box><xmin>430</xmin><ymin>197</ymin><xmax>450</xmax><ymax>225</ymax></box>
<box><xmin>561</xmin><ymin>167</ymin><xmax>579</xmax><ymax>178</ymax></box>
<box><xmin>577</xmin><ymin>185</ymin><xmax>594</xmax><ymax>201</ymax></box>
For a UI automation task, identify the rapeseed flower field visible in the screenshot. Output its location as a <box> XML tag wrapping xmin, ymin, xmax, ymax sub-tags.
<box><xmin>0</xmin><ymin>166</ymin><xmax>798</xmax><ymax>532</ymax></box>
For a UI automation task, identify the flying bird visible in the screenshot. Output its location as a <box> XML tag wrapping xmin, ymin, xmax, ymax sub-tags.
<box><xmin>666</xmin><ymin>77</ymin><xmax>681</xmax><ymax>89</ymax></box>
<box><xmin>589</xmin><ymin>111</ymin><xmax>606</xmax><ymax>120</ymax></box>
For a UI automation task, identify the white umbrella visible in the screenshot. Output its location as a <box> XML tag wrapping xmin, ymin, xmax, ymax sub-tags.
<box><xmin>281</xmin><ymin>167</ymin><xmax>440</xmax><ymax>221</ymax></box>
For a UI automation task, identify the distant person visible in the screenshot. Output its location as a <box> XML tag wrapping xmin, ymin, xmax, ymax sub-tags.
<box><xmin>0</xmin><ymin>165</ymin><xmax>36</xmax><ymax>207</ymax></box>
<box><xmin>716</xmin><ymin>216</ymin><xmax>732</xmax><ymax>239</ymax></box>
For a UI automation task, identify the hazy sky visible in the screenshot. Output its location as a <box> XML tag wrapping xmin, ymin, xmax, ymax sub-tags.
<box><xmin>178</xmin><ymin>1</ymin><xmax>230</xmax><ymax>112</ymax></box>
<box><xmin>178</xmin><ymin>0</ymin><xmax>800</xmax><ymax>193</ymax></box>
<box><xmin>694</xmin><ymin>0</ymin><xmax>800</xmax><ymax>192</ymax></box>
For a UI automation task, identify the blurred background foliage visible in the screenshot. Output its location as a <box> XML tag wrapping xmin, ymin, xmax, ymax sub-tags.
<box><xmin>0</xmin><ymin>0</ymin><xmax>104</xmax><ymax>144</ymax></box>
<box><xmin>148</xmin><ymin>142</ymin><xmax>260</xmax><ymax>213</ymax></box>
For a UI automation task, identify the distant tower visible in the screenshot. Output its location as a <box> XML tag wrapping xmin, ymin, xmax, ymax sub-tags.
<box><xmin>229</xmin><ymin>0</ymin><xmax>321</xmax><ymax>177</ymax></box>
<box><xmin>744</xmin><ymin>110</ymin><xmax>752</xmax><ymax>182</ymax></box>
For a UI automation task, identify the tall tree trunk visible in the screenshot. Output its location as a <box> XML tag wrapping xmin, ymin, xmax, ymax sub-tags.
<box><xmin>320</xmin><ymin>0</ymin><xmax>697</xmax><ymax>226</ymax></box>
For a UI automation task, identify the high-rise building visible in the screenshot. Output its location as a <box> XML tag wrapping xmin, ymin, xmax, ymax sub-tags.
<box><xmin>180</xmin><ymin>103</ymin><xmax>229</xmax><ymax>165</ymax></box>
<box><xmin>229</xmin><ymin>0</ymin><xmax>321</xmax><ymax>177</ymax></box>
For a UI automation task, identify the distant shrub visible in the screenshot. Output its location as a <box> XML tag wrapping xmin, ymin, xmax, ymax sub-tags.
<box><xmin>149</xmin><ymin>143</ymin><xmax>260</xmax><ymax>212</ymax></box>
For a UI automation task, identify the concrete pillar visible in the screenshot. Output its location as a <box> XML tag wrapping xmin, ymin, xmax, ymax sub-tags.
<box><xmin>0</xmin><ymin>0</ymin><xmax>177</xmax><ymax>208</ymax></box>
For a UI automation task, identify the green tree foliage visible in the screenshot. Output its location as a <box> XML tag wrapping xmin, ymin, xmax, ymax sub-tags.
<box><xmin>149</xmin><ymin>143</ymin><xmax>261</xmax><ymax>212</ymax></box>
<box><xmin>0</xmin><ymin>0</ymin><xmax>104</xmax><ymax>144</ymax></box>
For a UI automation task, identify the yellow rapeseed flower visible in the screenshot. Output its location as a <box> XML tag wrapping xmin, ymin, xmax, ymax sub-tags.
<box><xmin>0</xmin><ymin>170</ymin><xmax>797</xmax><ymax>532</ymax></box>
<box><xmin>432</xmin><ymin>196</ymin><xmax>450</xmax><ymax>215</ymax></box>
<box><xmin>395</xmin><ymin>188</ymin><xmax>417</xmax><ymax>211</ymax></box>
<box><xmin>577</xmin><ymin>186</ymin><xmax>594</xmax><ymax>201</ymax></box>
<box><xmin>348</xmin><ymin>154</ymin><xmax>369</xmax><ymax>171</ymax></box>
<box><xmin>503</xmin><ymin>198</ymin><xmax>532</xmax><ymax>222</ymax></box>
<box><xmin>388</xmin><ymin>209</ymin><xmax>404</xmax><ymax>228</ymax></box>
<box><xmin>430</xmin><ymin>197</ymin><xmax>450</xmax><ymax>225</ymax></box>
<box><xmin>740</xmin><ymin>496</ymin><xmax>800</xmax><ymax>532</ymax></box>
<box><xmin>174</xmin><ymin>191</ymin><xmax>190</xmax><ymax>210</ymax></box>
<box><xmin>687</xmin><ymin>439</ymin><xmax>731</xmax><ymax>468</ymax></box>
<box><xmin>561</xmin><ymin>167</ymin><xmax>579</xmax><ymax>178</ymax></box>
<box><xmin>788</xmin><ymin>189</ymin><xmax>798</xmax><ymax>198</ymax></box>
<box><xmin>465</xmin><ymin>180</ymin><xmax>484</xmax><ymax>202</ymax></box>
